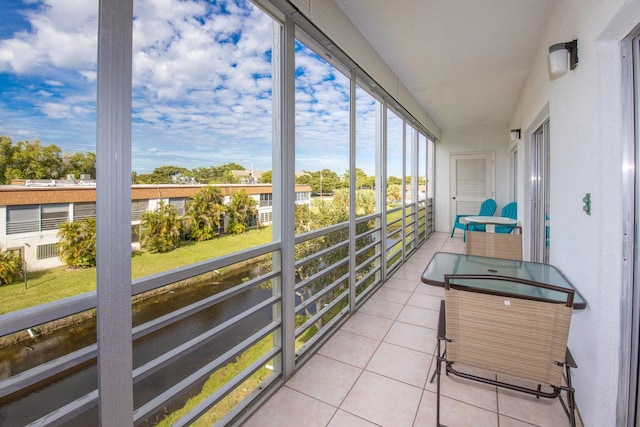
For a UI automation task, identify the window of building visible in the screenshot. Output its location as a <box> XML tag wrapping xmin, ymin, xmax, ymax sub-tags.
<box><xmin>7</xmin><ymin>205</ymin><xmax>40</xmax><ymax>234</ymax></box>
<box><xmin>74</xmin><ymin>202</ymin><xmax>96</xmax><ymax>220</ymax></box>
<box><xmin>294</xmin><ymin>192</ymin><xmax>309</xmax><ymax>202</ymax></box>
<box><xmin>131</xmin><ymin>200</ymin><xmax>149</xmax><ymax>222</ymax></box>
<box><xmin>41</xmin><ymin>204</ymin><xmax>69</xmax><ymax>231</ymax></box>
<box><xmin>168</xmin><ymin>198</ymin><xmax>186</xmax><ymax>215</ymax></box>
<box><xmin>259</xmin><ymin>211</ymin><xmax>273</xmax><ymax>224</ymax></box>
<box><xmin>259</xmin><ymin>193</ymin><xmax>272</xmax><ymax>207</ymax></box>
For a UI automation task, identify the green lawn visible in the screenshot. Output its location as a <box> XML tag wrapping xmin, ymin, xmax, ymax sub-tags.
<box><xmin>0</xmin><ymin>227</ymin><xmax>273</xmax><ymax>314</ymax></box>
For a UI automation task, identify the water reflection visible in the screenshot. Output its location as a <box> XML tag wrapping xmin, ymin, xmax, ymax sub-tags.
<box><xmin>0</xmin><ymin>264</ymin><xmax>271</xmax><ymax>426</ymax></box>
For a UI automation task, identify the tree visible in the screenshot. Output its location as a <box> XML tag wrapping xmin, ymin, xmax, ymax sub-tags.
<box><xmin>0</xmin><ymin>249</ymin><xmax>23</xmax><ymax>286</ymax></box>
<box><xmin>387</xmin><ymin>184</ymin><xmax>402</xmax><ymax>204</ymax></box>
<box><xmin>0</xmin><ymin>136</ymin><xmax>98</xmax><ymax>184</ymax></box>
<box><xmin>331</xmin><ymin>188</ymin><xmax>376</xmax><ymax>217</ymax></box>
<box><xmin>139</xmin><ymin>201</ymin><xmax>182</xmax><ymax>253</ymax></box>
<box><xmin>184</xmin><ymin>186</ymin><xmax>226</xmax><ymax>241</ymax></box>
<box><xmin>194</xmin><ymin>163</ymin><xmax>244</xmax><ymax>184</ymax></box>
<box><xmin>258</xmin><ymin>170</ymin><xmax>272</xmax><ymax>183</ymax></box>
<box><xmin>293</xmin><ymin>200</ymin><xmax>349</xmax><ymax>331</ymax></box>
<box><xmin>62</xmin><ymin>151</ymin><xmax>96</xmax><ymax>179</ymax></box>
<box><xmin>3</xmin><ymin>138</ymin><xmax>64</xmax><ymax>183</ymax></box>
<box><xmin>356</xmin><ymin>189</ymin><xmax>376</xmax><ymax>215</ymax></box>
<box><xmin>298</xmin><ymin>169</ymin><xmax>342</xmax><ymax>194</ymax></box>
<box><xmin>134</xmin><ymin>165</ymin><xmax>193</xmax><ymax>184</ymax></box>
<box><xmin>0</xmin><ymin>136</ymin><xmax>15</xmax><ymax>185</ymax></box>
<box><xmin>57</xmin><ymin>218</ymin><xmax>97</xmax><ymax>268</ymax></box>
<box><xmin>226</xmin><ymin>189</ymin><xmax>257</xmax><ymax>234</ymax></box>
<box><xmin>342</xmin><ymin>168</ymin><xmax>371</xmax><ymax>190</ymax></box>
<box><xmin>387</xmin><ymin>176</ymin><xmax>402</xmax><ymax>186</ymax></box>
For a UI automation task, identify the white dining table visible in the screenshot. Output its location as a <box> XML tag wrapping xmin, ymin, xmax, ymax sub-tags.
<box><xmin>460</xmin><ymin>216</ymin><xmax>519</xmax><ymax>233</ymax></box>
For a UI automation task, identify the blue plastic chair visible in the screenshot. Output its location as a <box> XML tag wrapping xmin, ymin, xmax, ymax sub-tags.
<box><xmin>450</xmin><ymin>198</ymin><xmax>497</xmax><ymax>241</ymax></box>
<box><xmin>495</xmin><ymin>202</ymin><xmax>517</xmax><ymax>233</ymax></box>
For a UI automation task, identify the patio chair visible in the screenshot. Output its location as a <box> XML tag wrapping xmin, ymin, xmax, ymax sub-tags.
<box><xmin>450</xmin><ymin>198</ymin><xmax>496</xmax><ymax>241</ymax></box>
<box><xmin>465</xmin><ymin>230</ymin><xmax>522</xmax><ymax>260</ymax></box>
<box><xmin>435</xmin><ymin>274</ymin><xmax>578</xmax><ymax>427</ymax></box>
<box><xmin>495</xmin><ymin>201</ymin><xmax>517</xmax><ymax>233</ymax></box>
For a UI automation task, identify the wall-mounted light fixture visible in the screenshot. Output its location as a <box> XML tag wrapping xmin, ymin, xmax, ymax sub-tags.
<box><xmin>548</xmin><ymin>39</ymin><xmax>578</xmax><ymax>76</ymax></box>
<box><xmin>510</xmin><ymin>129</ymin><xmax>521</xmax><ymax>141</ymax></box>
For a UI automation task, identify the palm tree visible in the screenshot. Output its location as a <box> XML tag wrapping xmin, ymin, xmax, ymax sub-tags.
<box><xmin>0</xmin><ymin>249</ymin><xmax>23</xmax><ymax>285</ymax></box>
<box><xmin>184</xmin><ymin>186</ymin><xmax>226</xmax><ymax>241</ymax></box>
<box><xmin>57</xmin><ymin>218</ymin><xmax>97</xmax><ymax>268</ymax></box>
<box><xmin>226</xmin><ymin>189</ymin><xmax>257</xmax><ymax>234</ymax></box>
<box><xmin>140</xmin><ymin>201</ymin><xmax>182</xmax><ymax>253</ymax></box>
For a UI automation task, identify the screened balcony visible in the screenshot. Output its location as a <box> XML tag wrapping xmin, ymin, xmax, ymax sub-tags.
<box><xmin>242</xmin><ymin>232</ymin><xmax>583</xmax><ymax>427</ymax></box>
<box><xmin>1</xmin><ymin>0</ymin><xmax>639</xmax><ymax>426</ymax></box>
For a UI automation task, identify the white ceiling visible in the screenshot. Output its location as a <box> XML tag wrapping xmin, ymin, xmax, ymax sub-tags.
<box><xmin>334</xmin><ymin>0</ymin><xmax>558</xmax><ymax>130</ymax></box>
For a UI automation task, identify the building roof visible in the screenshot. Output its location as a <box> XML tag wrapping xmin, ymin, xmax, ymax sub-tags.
<box><xmin>0</xmin><ymin>183</ymin><xmax>312</xmax><ymax>206</ymax></box>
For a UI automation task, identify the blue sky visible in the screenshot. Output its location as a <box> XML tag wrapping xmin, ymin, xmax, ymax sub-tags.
<box><xmin>0</xmin><ymin>0</ymin><xmax>384</xmax><ymax>176</ymax></box>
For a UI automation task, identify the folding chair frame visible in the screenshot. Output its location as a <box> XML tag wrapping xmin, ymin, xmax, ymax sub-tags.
<box><xmin>433</xmin><ymin>274</ymin><xmax>578</xmax><ymax>427</ymax></box>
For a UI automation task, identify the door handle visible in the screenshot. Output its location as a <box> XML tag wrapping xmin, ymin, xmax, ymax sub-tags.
<box><xmin>452</xmin><ymin>197</ymin><xmax>456</xmax><ymax>200</ymax></box>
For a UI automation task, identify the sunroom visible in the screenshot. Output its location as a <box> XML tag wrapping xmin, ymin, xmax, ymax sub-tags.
<box><xmin>0</xmin><ymin>0</ymin><xmax>639</xmax><ymax>426</ymax></box>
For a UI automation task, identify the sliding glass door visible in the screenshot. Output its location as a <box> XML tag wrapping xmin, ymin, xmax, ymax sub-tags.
<box><xmin>530</xmin><ymin>120</ymin><xmax>550</xmax><ymax>263</ymax></box>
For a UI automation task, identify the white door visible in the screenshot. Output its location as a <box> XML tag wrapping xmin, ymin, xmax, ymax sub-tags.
<box><xmin>449</xmin><ymin>152</ymin><xmax>495</xmax><ymax>224</ymax></box>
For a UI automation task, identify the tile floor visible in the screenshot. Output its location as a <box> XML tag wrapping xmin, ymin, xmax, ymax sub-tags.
<box><xmin>242</xmin><ymin>232</ymin><xmax>582</xmax><ymax>427</ymax></box>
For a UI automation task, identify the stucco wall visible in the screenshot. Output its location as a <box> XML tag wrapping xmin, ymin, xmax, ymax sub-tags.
<box><xmin>507</xmin><ymin>0</ymin><xmax>640</xmax><ymax>425</ymax></box>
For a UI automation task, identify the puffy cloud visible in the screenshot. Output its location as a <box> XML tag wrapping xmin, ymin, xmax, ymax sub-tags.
<box><xmin>0</xmin><ymin>0</ymin><xmax>376</xmax><ymax>173</ymax></box>
<box><xmin>0</xmin><ymin>0</ymin><xmax>97</xmax><ymax>75</ymax></box>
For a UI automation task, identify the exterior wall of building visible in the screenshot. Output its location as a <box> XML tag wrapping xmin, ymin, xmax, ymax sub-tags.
<box><xmin>509</xmin><ymin>0</ymin><xmax>640</xmax><ymax>424</ymax></box>
<box><xmin>0</xmin><ymin>184</ymin><xmax>311</xmax><ymax>272</ymax></box>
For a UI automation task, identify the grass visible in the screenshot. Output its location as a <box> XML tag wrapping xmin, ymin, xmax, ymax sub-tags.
<box><xmin>154</xmin><ymin>336</ymin><xmax>274</xmax><ymax>426</ymax></box>
<box><xmin>0</xmin><ymin>226</ymin><xmax>273</xmax><ymax>314</ymax></box>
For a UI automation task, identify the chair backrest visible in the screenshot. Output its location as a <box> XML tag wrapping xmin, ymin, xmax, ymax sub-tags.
<box><xmin>443</xmin><ymin>274</ymin><xmax>574</xmax><ymax>387</ymax></box>
<box><xmin>465</xmin><ymin>231</ymin><xmax>522</xmax><ymax>260</ymax></box>
<box><xmin>478</xmin><ymin>199</ymin><xmax>497</xmax><ymax>216</ymax></box>
<box><xmin>501</xmin><ymin>202</ymin><xmax>517</xmax><ymax>219</ymax></box>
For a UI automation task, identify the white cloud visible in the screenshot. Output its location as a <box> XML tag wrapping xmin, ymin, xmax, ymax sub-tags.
<box><xmin>0</xmin><ymin>0</ymin><xmax>380</xmax><ymax>174</ymax></box>
<box><xmin>0</xmin><ymin>0</ymin><xmax>97</xmax><ymax>75</ymax></box>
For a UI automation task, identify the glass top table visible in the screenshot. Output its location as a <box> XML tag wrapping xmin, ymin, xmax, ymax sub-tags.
<box><xmin>421</xmin><ymin>252</ymin><xmax>586</xmax><ymax>309</ymax></box>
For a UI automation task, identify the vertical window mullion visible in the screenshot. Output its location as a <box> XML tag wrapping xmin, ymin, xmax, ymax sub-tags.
<box><xmin>95</xmin><ymin>0</ymin><xmax>134</xmax><ymax>424</ymax></box>
<box><xmin>348</xmin><ymin>70</ymin><xmax>357</xmax><ymax>313</ymax></box>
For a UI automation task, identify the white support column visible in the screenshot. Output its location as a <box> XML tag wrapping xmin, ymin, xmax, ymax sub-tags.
<box><xmin>278</xmin><ymin>14</ymin><xmax>297</xmax><ymax>379</ymax></box>
<box><xmin>378</xmin><ymin>102</ymin><xmax>387</xmax><ymax>280</ymax></box>
<box><xmin>96</xmin><ymin>0</ymin><xmax>133</xmax><ymax>424</ymax></box>
<box><xmin>348</xmin><ymin>71</ymin><xmax>357</xmax><ymax>313</ymax></box>
<box><xmin>411</xmin><ymin>128</ymin><xmax>419</xmax><ymax>246</ymax></box>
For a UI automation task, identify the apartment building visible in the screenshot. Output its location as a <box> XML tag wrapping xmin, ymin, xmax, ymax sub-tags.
<box><xmin>0</xmin><ymin>179</ymin><xmax>311</xmax><ymax>271</ymax></box>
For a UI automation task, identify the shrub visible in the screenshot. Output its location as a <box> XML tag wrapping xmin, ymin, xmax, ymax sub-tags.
<box><xmin>0</xmin><ymin>249</ymin><xmax>23</xmax><ymax>285</ymax></box>
<box><xmin>57</xmin><ymin>218</ymin><xmax>97</xmax><ymax>268</ymax></box>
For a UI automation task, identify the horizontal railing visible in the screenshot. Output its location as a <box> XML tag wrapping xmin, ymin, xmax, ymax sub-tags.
<box><xmin>0</xmin><ymin>199</ymin><xmax>433</xmax><ymax>426</ymax></box>
<box><xmin>0</xmin><ymin>243</ymin><xmax>283</xmax><ymax>426</ymax></box>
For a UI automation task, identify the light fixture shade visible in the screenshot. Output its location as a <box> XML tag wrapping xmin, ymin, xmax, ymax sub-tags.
<box><xmin>549</xmin><ymin>44</ymin><xmax>569</xmax><ymax>76</ymax></box>
<box><xmin>510</xmin><ymin>129</ymin><xmax>521</xmax><ymax>141</ymax></box>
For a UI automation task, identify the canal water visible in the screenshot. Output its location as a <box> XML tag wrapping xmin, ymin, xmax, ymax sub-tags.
<box><xmin>0</xmin><ymin>263</ymin><xmax>273</xmax><ymax>426</ymax></box>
